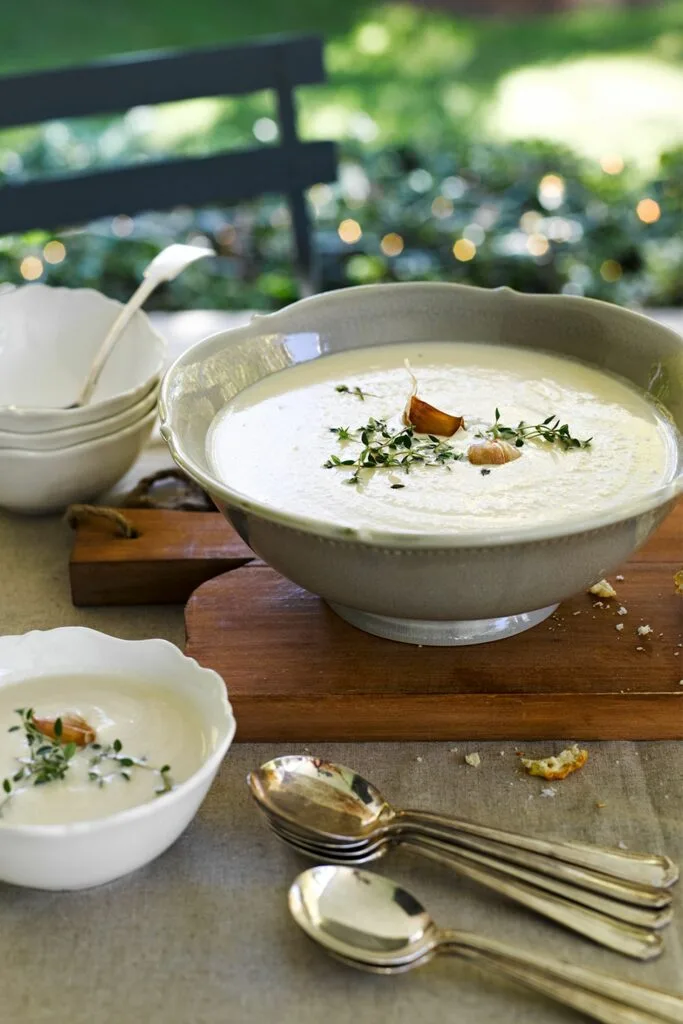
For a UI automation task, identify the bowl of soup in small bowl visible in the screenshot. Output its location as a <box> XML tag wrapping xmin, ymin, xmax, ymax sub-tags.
<box><xmin>0</xmin><ymin>628</ymin><xmax>235</xmax><ymax>889</ymax></box>
<box><xmin>159</xmin><ymin>283</ymin><xmax>683</xmax><ymax>646</ymax></box>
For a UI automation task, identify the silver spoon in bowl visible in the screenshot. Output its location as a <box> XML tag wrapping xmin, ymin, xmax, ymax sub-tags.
<box><xmin>289</xmin><ymin>865</ymin><xmax>683</xmax><ymax>1024</ymax></box>
<box><xmin>67</xmin><ymin>243</ymin><xmax>212</xmax><ymax>409</ymax></box>
<box><xmin>248</xmin><ymin>755</ymin><xmax>679</xmax><ymax>890</ymax></box>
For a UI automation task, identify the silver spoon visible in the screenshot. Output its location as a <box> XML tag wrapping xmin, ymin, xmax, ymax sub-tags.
<box><xmin>267</xmin><ymin>814</ymin><xmax>672</xmax><ymax>933</ymax></box>
<box><xmin>248</xmin><ymin>755</ymin><xmax>679</xmax><ymax>889</ymax></box>
<box><xmin>260</xmin><ymin>802</ymin><xmax>672</xmax><ymax>911</ymax></box>
<box><xmin>269</xmin><ymin>817</ymin><xmax>663</xmax><ymax>959</ymax></box>
<box><xmin>68</xmin><ymin>243</ymin><xmax>212</xmax><ymax>408</ymax></box>
<box><xmin>289</xmin><ymin>866</ymin><xmax>683</xmax><ymax>1024</ymax></box>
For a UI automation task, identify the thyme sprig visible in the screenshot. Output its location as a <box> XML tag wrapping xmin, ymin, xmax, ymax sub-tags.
<box><xmin>479</xmin><ymin>408</ymin><xmax>592</xmax><ymax>451</ymax></box>
<box><xmin>1</xmin><ymin>708</ymin><xmax>173</xmax><ymax>818</ymax></box>
<box><xmin>88</xmin><ymin>740</ymin><xmax>173</xmax><ymax>795</ymax></box>
<box><xmin>334</xmin><ymin>384</ymin><xmax>376</xmax><ymax>401</ymax></box>
<box><xmin>325</xmin><ymin>417</ymin><xmax>463</xmax><ymax>486</ymax></box>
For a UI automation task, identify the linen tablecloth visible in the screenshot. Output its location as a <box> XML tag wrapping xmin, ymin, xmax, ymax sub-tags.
<box><xmin>1</xmin><ymin>309</ymin><xmax>682</xmax><ymax>1024</ymax></box>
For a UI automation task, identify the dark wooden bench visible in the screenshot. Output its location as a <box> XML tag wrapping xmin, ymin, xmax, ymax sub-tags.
<box><xmin>0</xmin><ymin>35</ymin><xmax>337</xmax><ymax>292</ymax></box>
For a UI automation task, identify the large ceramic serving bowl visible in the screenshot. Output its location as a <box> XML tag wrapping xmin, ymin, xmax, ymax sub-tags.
<box><xmin>0</xmin><ymin>628</ymin><xmax>235</xmax><ymax>890</ymax></box>
<box><xmin>160</xmin><ymin>283</ymin><xmax>683</xmax><ymax>646</ymax></box>
<box><xmin>0</xmin><ymin>284</ymin><xmax>166</xmax><ymax>432</ymax></box>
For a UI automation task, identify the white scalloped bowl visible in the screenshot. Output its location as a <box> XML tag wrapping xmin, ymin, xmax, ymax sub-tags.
<box><xmin>0</xmin><ymin>406</ymin><xmax>157</xmax><ymax>514</ymax></box>
<box><xmin>0</xmin><ymin>383</ymin><xmax>159</xmax><ymax>451</ymax></box>
<box><xmin>0</xmin><ymin>284</ymin><xmax>166</xmax><ymax>432</ymax></box>
<box><xmin>0</xmin><ymin>628</ymin><xmax>235</xmax><ymax>890</ymax></box>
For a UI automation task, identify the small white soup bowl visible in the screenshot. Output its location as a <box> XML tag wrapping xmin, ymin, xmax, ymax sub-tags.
<box><xmin>0</xmin><ymin>284</ymin><xmax>166</xmax><ymax>432</ymax></box>
<box><xmin>0</xmin><ymin>384</ymin><xmax>158</xmax><ymax>451</ymax></box>
<box><xmin>0</xmin><ymin>406</ymin><xmax>156</xmax><ymax>514</ymax></box>
<box><xmin>159</xmin><ymin>283</ymin><xmax>683</xmax><ymax>646</ymax></box>
<box><xmin>0</xmin><ymin>628</ymin><xmax>235</xmax><ymax>890</ymax></box>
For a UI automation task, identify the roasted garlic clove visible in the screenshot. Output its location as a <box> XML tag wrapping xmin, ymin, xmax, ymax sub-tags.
<box><xmin>467</xmin><ymin>439</ymin><xmax>521</xmax><ymax>465</ymax></box>
<box><xmin>404</xmin><ymin>395</ymin><xmax>465</xmax><ymax>437</ymax></box>
<box><xmin>32</xmin><ymin>713</ymin><xmax>96</xmax><ymax>747</ymax></box>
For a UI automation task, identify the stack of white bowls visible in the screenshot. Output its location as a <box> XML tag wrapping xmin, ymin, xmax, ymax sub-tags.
<box><xmin>0</xmin><ymin>284</ymin><xmax>166</xmax><ymax>514</ymax></box>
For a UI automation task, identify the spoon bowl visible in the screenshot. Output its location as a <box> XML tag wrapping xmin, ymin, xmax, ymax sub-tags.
<box><xmin>249</xmin><ymin>756</ymin><xmax>679</xmax><ymax>890</ymax></box>
<box><xmin>288</xmin><ymin>866</ymin><xmax>683</xmax><ymax>1024</ymax></box>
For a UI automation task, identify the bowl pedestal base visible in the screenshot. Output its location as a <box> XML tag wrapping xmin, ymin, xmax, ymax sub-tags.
<box><xmin>327</xmin><ymin>603</ymin><xmax>559</xmax><ymax>646</ymax></box>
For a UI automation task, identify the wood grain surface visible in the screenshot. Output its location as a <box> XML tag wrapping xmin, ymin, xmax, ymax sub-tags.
<box><xmin>183</xmin><ymin>505</ymin><xmax>683</xmax><ymax>741</ymax></box>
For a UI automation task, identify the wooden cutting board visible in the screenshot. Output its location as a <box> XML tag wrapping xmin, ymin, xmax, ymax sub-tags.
<box><xmin>184</xmin><ymin>506</ymin><xmax>683</xmax><ymax>742</ymax></box>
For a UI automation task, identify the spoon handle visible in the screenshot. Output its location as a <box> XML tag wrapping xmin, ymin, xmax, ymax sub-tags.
<box><xmin>407</xmin><ymin>841</ymin><xmax>661</xmax><ymax>960</ymax></box>
<box><xmin>456</xmin><ymin>948</ymin><xmax>675</xmax><ymax>1024</ymax></box>
<box><xmin>400</xmin><ymin>809</ymin><xmax>678</xmax><ymax>889</ymax></box>
<box><xmin>76</xmin><ymin>275</ymin><xmax>160</xmax><ymax>407</ymax></box>
<box><xmin>395</xmin><ymin>822</ymin><xmax>671</xmax><ymax>909</ymax></box>
<box><xmin>443</xmin><ymin>931</ymin><xmax>683</xmax><ymax>1023</ymax></box>
<box><xmin>402</xmin><ymin>836</ymin><xmax>671</xmax><ymax>929</ymax></box>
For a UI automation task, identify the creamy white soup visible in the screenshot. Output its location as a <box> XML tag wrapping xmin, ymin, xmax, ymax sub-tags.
<box><xmin>0</xmin><ymin>676</ymin><xmax>208</xmax><ymax>826</ymax></box>
<box><xmin>206</xmin><ymin>342</ymin><xmax>679</xmax><ymax>535</ymax></box>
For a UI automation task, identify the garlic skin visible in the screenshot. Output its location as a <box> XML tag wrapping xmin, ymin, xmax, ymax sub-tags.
<box><xmin>467</xmin><ymin>439</ymin><xmax>522</xmax><ymax>465</ymax></box>
<box><xmin>404</xmin><ymin>395</ymin><xmax>465</xmax><ymax>437</ymax></box>
<box><xmin>32</xmin><ymin>713</ymin><xmax>97</xmax><ymax>747</ymax></box>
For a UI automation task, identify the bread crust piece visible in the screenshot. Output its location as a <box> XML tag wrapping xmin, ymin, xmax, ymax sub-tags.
<box><xmin>519</xmin><ymin>744</ymin><xmax>588</xmax><ymax>781</ymax></box>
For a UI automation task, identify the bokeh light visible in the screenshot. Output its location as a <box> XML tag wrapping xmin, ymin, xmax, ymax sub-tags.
<box><xmin>380</xmin><ymin>232</ymin><xmax>404</xmax><ymax>256</ymax></box>
<box><xmin>527</xmin><ymin>233</ymin><xmax>550</xmax><ymax>257</ymax></box>
<box><xmin>452</xmin><ymin>238</ymin><xmax>476</xmax><ymax>261</ymax></box>
<box><xmin>431</xmin><ymin>196</ymin><xmax>453</xmax><ymax>219</ymax></box>
<box><xmin>636</xmin><ymin>198</ymin><xmax>661</xmax><ymax>223</ymax></box>
<box><xmin>19</xmin><ymin>256</ymin><xmax>43</xmax><ymax>280</ymax></box>
<box><xmin>538</xmin><ymin>174</ymin><xmax>565</xmax><ymax>211</ymax></box>
<box><xmin>111</xmin><ymin>214</ymin><xmax>134</xmax><ymax>237</ymax></box>
<box><xmin>463</xmin><ymin>223</ymin><xmax>485</xmax><ymax>246</ymax></box>
<box><xmin>600</xmin><ymin>259</ymin><xmax>623</xmax><ymax>282</ymax></box>
<box><xmin>338</xmin><ymin>219</ymin><xmax>362</xmax><ymax>244</ymax></box>
<box><xmin>43</xmin><ymin>241</ymin><xmax>66</xmax><ymax>264</ymax></box>
<box><xmin>253</xmin><ymin>118</ymin><xmax>278</xmax><ymax>143</ymax></box>
<box><xmin>600</xmin><ymin>154</ymin><xmax>624</xmax><ymax>175</ymax></box>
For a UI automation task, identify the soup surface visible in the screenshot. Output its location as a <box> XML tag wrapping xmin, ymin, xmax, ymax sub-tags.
<box><xmin>206</xmin><ymin>342</ymin><xmax>679</xmax><ymax>535</ymax></box>
<box><xmin>0</xmin><ymin>676</ymin><xmax>208</xmax><ymax>825</ymax></box>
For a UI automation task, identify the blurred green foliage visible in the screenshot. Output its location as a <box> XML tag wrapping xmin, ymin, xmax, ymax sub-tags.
<box><xmin>1</xmin><ymin>135</ymin><xmax>682</xmax><ymax>310</ymax></box>
<box><xmin>2</xmin><ymin>2</ymin><xmax>683</xmax><ymax>308</ymax></box>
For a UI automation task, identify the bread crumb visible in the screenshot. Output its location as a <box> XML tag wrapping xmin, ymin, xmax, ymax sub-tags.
<box><xmin>615</xmin><ymin>574</ymin><xmax>624</xmax><ymax>581</ymax></box>
<box><xmin>617</xmin><ymin>606</ymin><xmax>628</xmax><ymax>616</ymax></box>
<box><xmin>637</xmin><ymin>624</ymin><xmax>653</xmax><ymax>636</ymax></box>
<box><xmin>593</xmin><ymin>601</ymin><xmax>605</xmax><ymax>609</ymax></box>
<box><xmin>616</xmin><ymin>623</ymin><xmax>624</xmax><ymax>632</ymax></box>
<box><xmin>464</xmin><ymin>752</ymin><xmax>481</xmax><ymax>767</ymax></box>
<box><xmin>540</xmin><ymin>786</ymin><xmax>557</xmax><ymax>798</ymax></box>
<box><xmin>636</xmin><ymin>646</ymin><xmax>644</xmax><ymax>651</ymax></box>
<box><xmin>679</xmin><ymin>680</ymin><xmax>683</xmax><ymax>686</ymax></box>
<box><xmin>674</xmin><ymin>570</ymin><xmax>683</xmax><ymax>595</ymax></box>
<box><xmin>617</xmin><ymin>840</ymin><xmax>628</xmax><ymax>850</ymax></box>
<box><xmin>519</xmin><ymin>744</ymin><xmax>588</xmax><ymax>781</ymax></box>
<box><xmin>589</xmin><ymin>579</ymin><xmax>617</xmax><ymax>599</ymax></box>
<box><xmin>596</xmin><ymin>801</ymin><xmax>607</xmax><ymax>809</ymax></box>
<box><xmin>572</xmin><ymin>610</ymin><xmax>582</xmax><ymax>616</ymax></box>
<box><xmin>416</xmin><ymin>756</ymin><xmax>423</xmax><ymax>763</ymax></box>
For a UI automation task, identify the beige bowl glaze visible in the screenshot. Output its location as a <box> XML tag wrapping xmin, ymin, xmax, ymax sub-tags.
<box><xmin>159</xmin><ymin>284</ymin><xmax>683</xmax><ymax>645</ymax></box>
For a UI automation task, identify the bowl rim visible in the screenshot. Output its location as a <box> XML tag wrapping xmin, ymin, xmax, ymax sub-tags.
<box><xmin>159</xmin><ymin>282</ymin><xmax>683</xmax><ymax>550</ymax></box>
<box><xmin>0</xmin><ymin>383</ymin><xmax>159</xmax><ymax>444</ymax></box>
<box><xmin>0</xmin><ymin>284</ymin><xmax>166</xmax><ymax>417</ymax></box>
<box><xmin>0</xmin><ymin>628</ymin><xmax>236</xmax><ymax>837</ymax></box>
<box><xmin>0</xmin><ymin>405</ymin><xmax>157</xmax><ymax>456</ymax></box>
